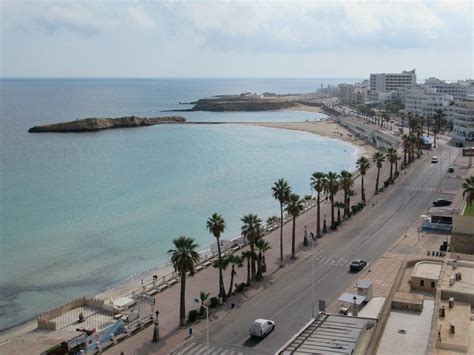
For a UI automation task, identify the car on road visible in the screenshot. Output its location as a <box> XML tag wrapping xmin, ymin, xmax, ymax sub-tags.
<box><xmin>349</xmin><ymin>259</ymin><xmax>367</xmax><ymax>272</ymax></box>
<box><xmin>433</xmin><ymin>199</ymin><xmax>452</xmax><ymax>207</ymax></box>
<box><xmin>249</xmin><ymin>319</ymin><xmax>275</xmax><ymax>338</ymax></box>
<box><xmin>431</xmin><ymin>156</ymin><xmax>439</xmax><ymax>163</ymax></box>
<box><xmin>448</xmin><ymin>167</ymin><xmax>455</xmax><ymax>173</ymax></box>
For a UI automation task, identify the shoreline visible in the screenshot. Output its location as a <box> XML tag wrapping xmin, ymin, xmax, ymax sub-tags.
<box><xmin>0</xmin><ymin>111</ymin><xmax>375</xmax><ymax>341</ymax></box>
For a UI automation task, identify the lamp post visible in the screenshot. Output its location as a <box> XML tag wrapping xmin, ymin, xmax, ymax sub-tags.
<box><xmin>194</xmin><ymin>298</ymin><xmax>209</xmax><ymax>354</ymax></box>
<box><xmin>311</xmin><ymin>238</ymin><xmax>315</xmax><ymax>318</ymax></box>
<box><xmin>152</xmin><ymin>310</ymin><xmax>160</xmax><ymax>342</ymax></box>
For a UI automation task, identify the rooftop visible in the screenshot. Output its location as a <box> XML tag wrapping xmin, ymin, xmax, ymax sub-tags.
<box><xmin>412</xmin><ymin>261</ymin><xmax>442</xmax><ymax>280</ymax></box>
<box><xmin>436</xmin><ymin>300</ymin><xmax>470</xmax><ymax>353</ymax></box>
<box><xmin>277</xmin><ymin>314</ymin><xmax>375</xmax><ymax>355</ymax></box>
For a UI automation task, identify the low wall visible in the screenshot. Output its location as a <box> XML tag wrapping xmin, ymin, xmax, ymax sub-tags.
<box><xmin>337</xmin><ymin>116</ymin><xmax>400</xmax><ymax>150</ymax></box>
<box><xmin>451</xmin><ymin>215</ymin><xmax>474</xmax><ymax>253</ymax></box>
<box><xmin>37</xmin><ymin>297</ymin><xmax>105</xmax><ymax>330</ymax></box>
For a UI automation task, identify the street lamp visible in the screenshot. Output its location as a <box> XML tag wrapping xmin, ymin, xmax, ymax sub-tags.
<box><xmin>194</xmin><ymin>298</ymin><xmax>209</xmax><ymax>354</ymax></box>
<box><xmin>311</xmin><ymin>238</ymin><xmax>316</xmax><ymax>318</ymax></box>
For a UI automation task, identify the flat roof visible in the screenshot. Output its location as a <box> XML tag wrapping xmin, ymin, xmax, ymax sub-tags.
<box><xmin>338</xmin><ymin>293</ymin><xmax>366</xmax><ymax>305</ymax></box>
<box><xmin>278</xmin><ymin>314</ymin><xmax>376</xmax><ymax>355</ymax></box>
<box><xmin>356</xmin><ymin>280</ymin><xmax>373</xmax><ymax>289</ymax></box>
<box><xmin>412</xmin><ymin>261</ymin><xmax>442</xmax><ymax>280</ymax></box>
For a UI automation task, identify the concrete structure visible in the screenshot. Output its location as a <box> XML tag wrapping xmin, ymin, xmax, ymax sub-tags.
<box><xmin>436</xmin><ymin>299</ymin><xmax>471</xmax><ymax>353</ymax></box>
<box><xmin>402</xmin><ymin>86</ymin><xmax>452</xmax><ymax>118</ymax></box>
<box><xmin>391</xmin><ymin>292</ymin><xmax>424</xmax><ymax>311</ymax></box>
<box><xmin>356</xmin><ymin>280</ymin><xmax>373</xmax><ymax>301</ymax></box>
<box><xmin>450</xmin><ymin>99</ymin><xmax>474</xmax><ymax>144</ymax></box>
<box><xmin>370</xmin><ymin>70</ymin><xmax>416</xmax><ymax>93</ymax></box>
<box><xmin>338</xmin><ymin>84</ymin><xmax>355</xmax><ymax>105</ymax></box>
<box><xmin>377</xmin><ymin>300</ymin><xmax>434</xmax><ymax>355</ymax></box>
<box><xmin>410</xmin><ymin>261</ymin><xmax>442</xmax><ymax>292</ymax></box>
<box><xmin>277</xmin><ymin>314</ymin><xmax>376</xmax><ymax>354</ymax></box>
<box><xmin>451</xmin><ymin>214</ymin><xmax>474</xmax><ymax>253</ymax></box>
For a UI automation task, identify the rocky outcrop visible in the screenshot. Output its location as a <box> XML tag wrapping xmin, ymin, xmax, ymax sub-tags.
<box><xmin>28</xmin><ymin>116</ymin><xmax>185</xmax><ymax>133</ymax></box>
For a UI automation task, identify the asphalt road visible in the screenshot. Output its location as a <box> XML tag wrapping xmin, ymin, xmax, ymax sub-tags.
<box><xmin>185</xmin><ymin>142</ymin><xmax>460</xmax><ymax>354</ymax></box>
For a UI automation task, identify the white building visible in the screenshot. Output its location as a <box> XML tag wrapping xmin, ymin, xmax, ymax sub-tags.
<box><xmin>395</xmin><ymin>85</ymin><xmax>452</xmax><ymax>119</ymax></box>
<box><xmin>450</xmin><ymin>98</ymin><xmax>474</xmax><ymax>144</ymax></box>
<box><xmin>425</xmin><ymin>78</ymin><xmax>474</xmax><ymax>100</ymax></box>
<box><xmin>370</xmin><ymin>69</ymin><xmax>417</xmax><ymax>93</ymax></box>
<box><xmin>338</xmin><ymin>84</ymin><xmax>355</xmax><ymax>105</ymax></box>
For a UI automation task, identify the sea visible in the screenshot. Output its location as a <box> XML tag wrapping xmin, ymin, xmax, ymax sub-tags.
<box><xmin>0</xmin><ymin>78</ymin><xmax>359</xmax><ymax>331</ymax></box>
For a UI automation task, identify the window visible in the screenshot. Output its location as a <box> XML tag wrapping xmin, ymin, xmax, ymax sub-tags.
<box><xmin>420</xmin><ymin>280</ymin><xmax>425</xmax><ymax>287</ymax></box>
<box><xmin>431</xmin><ymin>281</ymin><xmax>435</xmax><ymax>288</ymax></box>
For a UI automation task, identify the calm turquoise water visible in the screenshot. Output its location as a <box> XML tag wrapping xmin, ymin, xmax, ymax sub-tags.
<box><xmin>0</xmin><ymin>78</ymin><xmax>357</xmax><ymax>330</ymax></box>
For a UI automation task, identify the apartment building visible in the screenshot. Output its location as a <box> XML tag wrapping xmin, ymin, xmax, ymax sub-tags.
<box><xmin>370</xmin><ymin>69</ymin><xmax>417</xmax><ymax>92</ymax></box>
<box><xmin>450</xmin><ymin>99</ymin><xmax>474</xmax><ymax>144</ymax></box>
<box><xmin>425</xmin><ymin>77</ymin><xmax>474</xmax><ymax>100</ymax></box>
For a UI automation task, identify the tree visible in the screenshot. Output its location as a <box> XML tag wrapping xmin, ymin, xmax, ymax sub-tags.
<box><xmin>356</xmin><ymin>157</ymin><xmax>370</xmax><ymax>203</ymax></box>
<box><xmin>241</xmin><ymin>250</ymin><xmax>256</xmax><ymax>286</ymax></box>
<box><xmin>372</xmin><ymin>152</ymin><xmax>385</xmax><ymax>194</ymax></box>
<box><xmin>241</xmin><ymin>213</ymin><xmax>262</xmax><ymax>279</ymax></box>
<box><xmin>198</xmin><ymin>291</ymin><xmax>210</xmax><ymax>317</ymax></box>
<box><xmin>463</xmin><ymin>176</ymin><xmax>474</xmax><ymax>207</ymax></box>
<box><xmin>432</xmin><ymin>109</ymin><xmax>446</xmax><ymax>148</ymax></box>
<box><xmin>385</xmin><ymin>147</ymin><xmax>398</xmax><ymax>180</ymax></box>
<box><xmin>286</xmin><ymin>193</ymin><xmax>305</xmax><ymax>258</ymax></box>
<box><xmin>334</xmin><ymin>201</ymin><xmax>345</xmax><ymax>225</ymax></box>
<box><xmin>402</xmin><ymin>134</ymin><xmax>410</xmax><ymax>166</ymax></box>
<box><xmin>310</xmin><ymin>172</ymin><xmax>327</xmax><ymax>237</ymax></box>
<box><xmin>168</xmin><ymin>236</ymin><xmax>200</xmax><ymax>327</ymax></box>
<box><xmin>272</xmin><ymin>178</ymin><xmax>291</xmax><ymax>266</ymax></box>
<box><xmin>255</xmin><ymin>239</ymin><xmax>271</xmax><ymax>280</ymax></box>
<box><xmin>206</xmin><ymin>213</ymin><xmax>227</xmax><ymax>300</ymax></box>
<box><xmin>339</xmin><ymin>170</ymin><xmax>354</xmax><ymax>217</ymax></box>
<box><xmin>325</xmin><ymin>171</ymin><xmax>340</xmax><ymax>228</ymax></box>
<box><xmin>226</xmin><ymin>255</ymin><xmax>243</xmax><ymax>295</ymax></box>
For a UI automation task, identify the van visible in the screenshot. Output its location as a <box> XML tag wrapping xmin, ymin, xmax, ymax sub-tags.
<box><xmin>431</xmin><ymin>156</ymin><xmax>439</xmax><ymax>163</ymax></box>
<box><xmin>249</xmin><ymin>319</ymin><xmax>275</xmax><ymax>338</ymax></box>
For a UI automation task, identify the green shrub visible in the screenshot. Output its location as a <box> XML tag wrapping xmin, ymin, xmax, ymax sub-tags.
<box><xmin>188</xmin><ymin>310</ymin><xmax>199</xmax><ymax>323</ymax></box>
<box><xmin>235</xmin><ymin>282</ymin><xmax>246</xmax><ymax>293</ymax></box>
<box><xmin>209</xmin><ymin>297</ymin><xmax>219</xmax><ymax>308</ymax></box>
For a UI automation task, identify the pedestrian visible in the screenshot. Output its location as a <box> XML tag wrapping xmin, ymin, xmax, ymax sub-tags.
<box><xmin>310</xmin><ymin>232</ymin><xmax>315</xmax><ymax>241</ymax></box>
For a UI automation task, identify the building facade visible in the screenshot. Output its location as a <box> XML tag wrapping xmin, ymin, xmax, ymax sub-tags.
<box><xmin>450</xmin><ymin>99</ymin><xmax>474</xmax><ymax>144</ymax></box>
<box><xmin>370</xmin><ymin>69</ymin><xmax>417</xmax><ymax>92</ymax></box>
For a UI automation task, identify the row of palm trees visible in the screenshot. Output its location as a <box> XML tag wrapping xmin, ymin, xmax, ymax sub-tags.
<box><xmin>168</xmin><ymin>147</ymin><xmax>402</xmax><ymax>326</ymax></box>
<box><xmin>169</xmin><ymin>211</ymin><xmax>272</xmax><ymax>326</ymax></box>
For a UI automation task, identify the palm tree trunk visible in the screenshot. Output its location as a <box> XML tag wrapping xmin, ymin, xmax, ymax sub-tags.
<box><xmin>246</xmin><ymin>259</ymin><xmax>251</xmax><ymax>286</ymax></box>
<box><xmin>279</xmin><ymin>203</ymin><xmax>284</xmax><ymax>266</ymax></box>
<box><xmin>291</xmin><ymin>216</ymin><xmax>296</xmax><ymax>258</ymax></box>
<box><xmin>179</xmin><ymin>273</ymin><xmax>186</xmax><ymax>326</ymax></box>
<box><xmin>361</xmin><ymin>174</ymin><xmax>366</xmax><ymax>203</ymax></box>
<box><xmin>216</xmin><ymin>239</ymin><xmax>226</xmax><ymax>300</ymax></box>
<box><xmin>344</xmin><ymin>191</ymin><xmax>349</xmax><ymax>217</ymax></box>
<box><xmin>375</xmin><ymin>168</ymin><xmax>380</xmax><ymax>194</ymax></box>
<box><xmin>257</xmin><ymin>253</ymin><xmax>263</xmax><ymax>280</ymax></box>
<box><xmin>389</xmin><ymin>163</ymin><xmax>393</xmax><ymax>180</ymax></box>
<box><xmin>404</xmin><ymin>150</ymin><xmax>407</xmax><ymax>166</ymax></box>
<box><xmin>250</xmin><ymin>242</ymin><xmax>256</xmax><ymax>279</ymax></box>
<box><xmin>228</xmin><ymin>266</ymin><xmax>236</xmax><ymax>296</ymax></box>
<box><xmin>337</xmin><ymin>207</ymin><xmax>341</xmax><ymax>224</ymax></box>
<box><xmin>316</xmin><ymin>192</ymin><xmax>321</xmax><ymax>237</ymax></box>
<box><xmin>330</xmin><ymin>194</ymin><xmax>335</xmax><ymax>227</ymax></box>
<box><xmin>395</xmin><ymin>160</ymin><xmax>398</xmax><ymax>173</ymax></box>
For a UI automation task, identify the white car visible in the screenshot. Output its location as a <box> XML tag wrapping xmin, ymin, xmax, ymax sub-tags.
<box><xmin>431</xmin><ymin>156</ymin><xmax>439</xmax><ymax>163</ymax></box>
<box><xmin>249</xmin><ymin>319</ymin><xmax>275</xmax><ymax>338</ymax></box>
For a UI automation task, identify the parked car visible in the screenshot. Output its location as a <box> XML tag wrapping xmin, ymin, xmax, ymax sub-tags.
<box><xmin>433</xmin><ymin>199</ymin><xmax>452</xmax><ymax>207</ymax></box>
<box><xmin>431</xmin><ymin>156</ymin><xmax>439</xmax><ymax>163</ymax></box>
<box><xmin>448</xmin><ymin>167</ymin><xmax>455</xmax><ymax>173</ymax></box>
<box><xmin>249</xmin><ymin>319</ymin><xmax>275</xmax><ymax>338</ymax></box>
<box><xmin>349</xmin><ymin>259</ymin><xmax>367</xmax><ymax>272</ymax></box>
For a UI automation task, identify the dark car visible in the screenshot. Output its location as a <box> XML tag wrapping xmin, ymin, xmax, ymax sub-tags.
<box><xmin>349</xmin><ymin>259</ymin><xmax>367</xmax><ymax>272</ymax></box>
<box><xmin>448</xmin><ymin>167</ymin><xmax>455</xmax><ymax>173</ymax></box>
<box><xmin>433</xmin><ymin>199</ymin><xmax>452</xmax><ymax>207</ymax></box>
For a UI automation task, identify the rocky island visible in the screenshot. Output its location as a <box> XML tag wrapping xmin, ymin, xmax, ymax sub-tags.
<box><xmin>169</xmin><ymin>93</ymin><xmax>324</xmax><ymax>112</ymax></box>
<box><xmin>28</xmin><ymin>116</ymin><xmax>186</xmax><ymax>133</ymax></box>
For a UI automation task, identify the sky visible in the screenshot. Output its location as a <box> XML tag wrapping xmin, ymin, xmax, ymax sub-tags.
<box><xmin>1</xmin><ymin>0</ymin><xmax>473</xmax><ymax>80</ymax></box>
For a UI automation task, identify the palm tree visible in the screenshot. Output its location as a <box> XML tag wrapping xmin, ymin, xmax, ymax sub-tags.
<box><xmin>310</xmin><ymin>172</ymin><xmax>327</xmax><ymax>237</ymax></box>
<box><xmin>272</xmin><ymin>178</ymin><xmax>291</xmax><ymax>266</ymax></box>
<box><xmin>432</xmin><ymin>109</ymin><xmax>446</xmax><ymax>148</ymax></box>
<box><xmin>334</xmin><ymin>201</ymin><xmax>345</xmax><ymax>225</ymax></box>
<box><xmin>168</xmin><ymin>236</ymin><xmax>200</xmax><ymax>327</ymax></box>
<box><xmin>198</xmin><ymin>291</ymin><xmax>210</xmax><ymax>317</ymax></box>
<box><xmin>255</xmin><ymin>239</ymin><xmax>271</xmax><ymax>280</ymax></box>
<box><xmin>241</xmin><ymin>213</ymin><xmax>262</xmax><ymax>279</ymax></box>
<box><xmin>206</xmin><ymin>213</ymin><xmax>227</xmax><ymax>301</ymax></box>
<box><xmin>286</xmin><ymin>193</ymin><xmax>305</xmax><ymax>258</ymax></box>
<box><xmin>339</xmin><ymin>170</ymin><xmax>354</xmax><ymax>217</ymax></box>
<box><xmin>325</xmin><ymin>171</ymin><xmax>340</xmax><ymax>228</ymax></box>
<box><xmin>226</xmin><ymin>255</ymin><xmax>243</xmax><ymax>295</ymax></box>
<box><xmin>372</xmin><ymin>152</ymin><xmax>385</xmax><ymax>194</ymax></box>
<box><xmin>463</xmin><ymin>176</ymin><xmax>474</xmax><ymax>207</ymax></box>
<box><xmin>385</xmin><ymin>147</ymin><xmax>398</xmax><ymax>180</ymax></box>
<box><xmin>241</xmin><ymin>250</ymin><xmax>256</xmax><ymax>286</ymax></box>
<box><xmin>356</xmin><ymin>157</ymin><xmax>370</xmax><ymax>203</ymax></box>
<box><xmin>402</xmin><ymin>134</ymin><xmax>410</xmax><ymax>166</ymax></box>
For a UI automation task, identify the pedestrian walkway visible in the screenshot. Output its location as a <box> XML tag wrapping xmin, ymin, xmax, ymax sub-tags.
<box><xmin>313</xmin><ymin>256</ymin><xmax>351</xmax><ymax>267</ymax></box>
<box><xmin>172</xmin><ymin>341</ymin><xmax>244</xmax><ymax>355</ymax></box>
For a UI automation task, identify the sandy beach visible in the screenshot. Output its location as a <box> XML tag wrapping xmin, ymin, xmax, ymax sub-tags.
<box><xmin>242</xmin><ymin>120</ymin><xmax>377</xmax><ymax>157</ymax></box>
